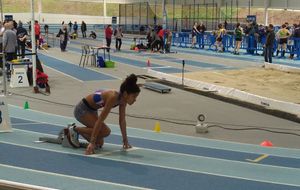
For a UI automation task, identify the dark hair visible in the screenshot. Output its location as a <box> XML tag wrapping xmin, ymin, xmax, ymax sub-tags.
<box><xmin>269</xmin><ymin>24</ymin><xmax>274</xmax><ymax>29</ymax></box>
<box><xmin>120</xmin><ymin>74</ymin><xmax>140</xmax><ymax>95</ymax></box>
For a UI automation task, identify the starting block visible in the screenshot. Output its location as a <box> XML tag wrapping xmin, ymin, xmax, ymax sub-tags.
<box><xmin>143</xmin><ymin>82</ymin><xmax>171</xmax><ymax>93</ymax></box>
<box><xmin>39</xmin><ymin>128</ymin><xmax>88</xmax><ymax>148</ymax></box>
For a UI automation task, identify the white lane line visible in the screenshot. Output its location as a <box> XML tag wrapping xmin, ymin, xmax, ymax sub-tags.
<box><xmin>42</xmin><ymin>63</ymin><xmax>83</xmax><ymax>83</ymax></box>
<box><xmin>0</xmin><ymin>179</ymin><xmax>58</xmax><ymax>190</ymax></box>
<box><xmin>0</xmin><ymin>164</ymin><xmax>152</xmax><ymax>190</ymax></box>
<box><xmin>39</xmin><ymin>52</ymin><xmax>122</xmax><ymax>81</ymax></box>
<box><xmin>12</xmin><ymin>129</ymin><xmax>300</xmax><ymax>171</ymax></box>
<box><xmin>1</xmin><ymin>140</ymin><xmax>299</xmax><ymax>188</ymax></box>
<box><xmin>10</xmin><ymin>114</ymin><xmax>300</xmax><ymax>160</ymax></box>
<box><xmin>12</xmin><ymin>122</ymin><xmax>44</xmax><ymax>126</ymax></box>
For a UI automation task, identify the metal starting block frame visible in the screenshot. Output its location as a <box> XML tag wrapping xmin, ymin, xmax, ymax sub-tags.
<box><xmin>39</xmin><ymin>128</ymin><xmax>89</xmax><ymax>148</ymax></box>
<box><xmin>143</xmin><ymin>82</ymin><xmax>171</xmax><ymax>93</ymax></box>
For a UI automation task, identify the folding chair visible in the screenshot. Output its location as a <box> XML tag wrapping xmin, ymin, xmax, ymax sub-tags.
<box><xmin>79</xmin><ymin>45</ymin><xmax>87</xmax><ymax>67</ymax></box>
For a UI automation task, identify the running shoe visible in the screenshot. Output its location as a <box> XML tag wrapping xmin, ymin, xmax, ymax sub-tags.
<box><xmin>67</xmin><ymin>124</ymin><xmax>80</xmax><ymax>148</ymax></box>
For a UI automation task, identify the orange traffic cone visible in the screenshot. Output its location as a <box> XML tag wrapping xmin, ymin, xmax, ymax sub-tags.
<box><xmin>260</xmin><ymin>140</ymin><xmax>273</xmax><ymax>147</ymax></box>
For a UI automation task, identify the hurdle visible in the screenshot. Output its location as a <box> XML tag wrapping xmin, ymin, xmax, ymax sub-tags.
<box><xmin>143</xmin><ymin>82</ymin><xmax>171</xmax><ymax>93</ymax></box>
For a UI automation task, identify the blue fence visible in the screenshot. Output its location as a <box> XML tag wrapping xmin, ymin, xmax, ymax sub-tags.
<box><xmin>172</xmin><ymin>32</ymin><xmax>300</xmax><ymax>60</ymax></box>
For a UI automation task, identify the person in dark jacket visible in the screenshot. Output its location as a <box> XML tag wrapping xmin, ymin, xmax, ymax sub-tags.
<box><xmin>290</xmin><ymin>24</ymin><xmax>300</xmax><ymax>59</ymax></box>
<box><xmin>81</xmin><ymin>21</ymin><xmax>87</xmax><ymax>38</ymax></box>
<box><xmin>264</xmin><ymin>24</ymin><xmax>275</xmax><ymax>63</ymax></box>
<box><xmin>16</xmin><ymin>21</ymin><xmax>28</xmax><ymax>58</ymax></box>
<box><xmin>58</xmin><ymin>24</ymin><xmax>68</xmax><ymax>52</ymax></box>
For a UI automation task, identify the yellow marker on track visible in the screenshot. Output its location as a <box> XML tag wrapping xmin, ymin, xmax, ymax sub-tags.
<box><xmin>246</xmin><ymin>154</ymin><xmax>269</xmax><ymax>163</ymax></box>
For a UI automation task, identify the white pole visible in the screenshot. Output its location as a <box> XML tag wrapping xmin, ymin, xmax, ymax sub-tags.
<box><xmin>31</xmin><ymin>0</ymin><xmax>37</xmax><ymax>89</ymax></box>
<box><xmin>162</xmin><ymin>0</ymin><xmax>167</xmax><ymax>29</ymax></box>
<box><xmin>264</xmin><ymin>0</ymin><xmax>269</xmax><ymax>26</ymax></box>
<box><xmin>103</xmin><ymin>0</ymin><xmax>106</xmax><ymax>25</ymax></box>
<box><xmin>1</xmin><ymin>0</ymin><xmax>6</xmax><ymax>95</ymax></box>
<box><xmin>0</xmin><ymin>0</ymin><xmax>3</xmax><ymax>22</ymax></box>
<box><xmin>38</xmin><ymin>0</ymin><xmax>42</xmax><ymax>23</ymax></box>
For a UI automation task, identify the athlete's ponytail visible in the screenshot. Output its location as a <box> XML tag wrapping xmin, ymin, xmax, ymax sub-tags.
<box><xmin>120</xmin><ymin>74</ymin><xmax>140</xmax><ymax>95</ymax></box>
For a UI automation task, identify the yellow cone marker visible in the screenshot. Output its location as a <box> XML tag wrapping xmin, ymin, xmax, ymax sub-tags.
<box><xmin>154</xmin><ymin>122</ymin><xmax>161</xmax><ymax>133</ymax></box>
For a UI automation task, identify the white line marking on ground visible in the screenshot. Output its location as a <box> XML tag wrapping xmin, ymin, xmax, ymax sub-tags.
<box><xmin>40</xmin><ymin>51</ymin><xmax>121</xmax><ymax>80</ymax></box>
<box><xmin>12</xmin><ymin>128</ymin><xmax>300</xmax><ymax>171</ymax></box>
<box><xmin>9</xmin><ymin>111</ymin><xmax>300</xmax><ymax>159</ymax></box>
<box><xmin>0</xmin><ymin>140</ymin><xmax>299</xmax><ymax>188</ymax></box>
<box><xmin>0</xmin><ymin>179</ymin><xmax>58</xmax><ymax>190</ymax></box>
<box><xmin>12</xmin><ymin>122</ymin><xmax>42</xmax><ymax>126</ymax></box>
<box><xmin>142</xmin><ymin>66</ymin><xmax>171</xmax><ymax>69</ymax></box>
<box><xmin>0</xmin><ymin>164</ymin><xmax>153</xmax><ymax>190</ymax></box>
<box><xmin>67</xmin><ymin>49</ymin><xmax>150</xmax><ymax>71</ymax></box>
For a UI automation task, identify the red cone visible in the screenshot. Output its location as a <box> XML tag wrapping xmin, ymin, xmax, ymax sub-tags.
<box><xmin>260</xmin><ymin>140</ymin><xmax>273</xmax><ymax>147</ymax></box>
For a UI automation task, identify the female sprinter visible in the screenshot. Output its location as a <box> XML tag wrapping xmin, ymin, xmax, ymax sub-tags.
<box><xmin>68</xmin><ymin>74</ymin><xmax>140</xmax><ymax>155</ymax></box>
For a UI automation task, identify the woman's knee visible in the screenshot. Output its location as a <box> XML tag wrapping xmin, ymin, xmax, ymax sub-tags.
<box><xmin>101</xmin><ymin>125</ymin><xmax>111</xmax><ymax>137</ymax></box>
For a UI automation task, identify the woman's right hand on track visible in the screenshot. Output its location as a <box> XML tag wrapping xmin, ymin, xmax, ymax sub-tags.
<box><xmin>85</xmin><ymin>143</ymin><xmax>95</xmax><ymax>155</ymax></box>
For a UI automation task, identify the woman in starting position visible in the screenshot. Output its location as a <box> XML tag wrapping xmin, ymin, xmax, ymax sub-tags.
<box><xmin>68</xmin><ymin>74</ymin><xmax>140</xmax><ymax>155</ymax></box>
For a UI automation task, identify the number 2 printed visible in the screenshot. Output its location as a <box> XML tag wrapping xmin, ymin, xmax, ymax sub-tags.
<box><xmin>18</xmin><ymin>76</ymin><xmax>23</xmax><ymax>83</ymax></box>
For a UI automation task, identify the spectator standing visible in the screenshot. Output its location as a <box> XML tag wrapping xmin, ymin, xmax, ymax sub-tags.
<box><xmin>0</xmin><ymin>21</ymin><xmax>5</xmax><ymax>53</ymax></box>
<box><xmin>3</xmin><ymin>21</ymin><xmax>17</xmax><ymax>79</ymax></box>
<box><xmin>68</xmin><ymin>21</ymin><xmax>72</xmax><ymax>32</ymax></box>
<box><xmin>258</xmin><ymin>25</ymin><xmax>267</xmax><ymax>55</ymax></box>
<box><xmin>114</xmin><ymin>26</ymin><xmax>123</xmax><ymax>51</ymax></box>
<box><xmin>276</xmin><ymin>24</ymin><xmax>291</xmax><ymax>57</ymax></box>
<box><xmin>290</xmin><ymin>24</ymin><xmax>300</xmax><ymax>59</ymax></box>
<box><xmin>150</xmin><ymin>28</ymin><xmax>161</xmax><ymax>52</ymax></box>
<box><xmin>215</xmin><ymin>23</ymin><xmax>226</xmax><ymax>52</ymax></box>
<box><xmin>105</xmin><ymin>25</ymin><xmax>113</xmax><ymax>52</ymax></box>
<box><xmin>58</xmin><ymin>25</ymin><xmax>68</xmax><ymax>52</ymax></box>
<box><xmin>197</xmin><ymin>21</ymin><xmax>206</xmax><ymax>49</ymax></box>
<box><xmin>28</xmin><ymin>21</ymin><xmax>31</xmax><ymax>34</ymax></box>
<box><xmin>165</xmin><ymin>30</ymin><xmax>173</xmax><ymax>53</ymax></box>
<box><xmin>44</xmin><ymin>24</ymin><xmax>49</xmax><ymax>35</ymax></box>
<box><xmin>248</xmin><ymin>21</ymin><xmax>258</xmax><ymax>55</ymax></box>
<box><xmin>3</xmin><ymin>21</ymin><xmax>17</xmax><ymax>61</ymax></box>
<box><xmin>16</xmin><ymin>21</ymin><xmax>28</xmax><ymax>58</ymax></box>
<box><xmin>233</xmin><ymin>22</ymin><xmax>243</xmax><ymax>55</ymax></box>
<box><xmin>157</xmin><ymin>25</ymin><xmax>164</xmax><ymax>51</ymax></box>
<box><xmin>264</xmin><ymin>24</ymin><xmax>275</xmax><ymax>63</ymax></box>
<box><xmin>34</xmin><ymin>20</ymin><xmax>41</xmax><ymax>49</ymax></box>
<box><xmin>81</xmin><ymin>21</ymin><xmax>87</xmax><ymax>38</ymax></box>
<box><xmin>191</xmin><ymin>22</ymin><xmax>200</xmax><ymax>48</ymax></box>
<box><xmin>73</xmin><ymin>21</ymin><xmax>78</xmax><ymax>36</ymax></box>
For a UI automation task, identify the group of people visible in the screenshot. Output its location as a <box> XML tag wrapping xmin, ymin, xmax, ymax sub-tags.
<box><xmin>146</xmin><ymin>25</ymin><xmax>173</xmax><ymax>53</ymax></box>
<box><xmin>0</xmin><ymin>19</ymin><xmax>50</xmax><ymax>92</ymax></box>
<box><xmin>232</xmin><ymin>21</ymin><xmax>300</xmax><ymax>62</ymax></box>
<box><xmin>263</xmin><ymin>23</ymin><xmax>300</xmax><ymax>63</ymax></box>
<box><xmin>104</xmin><ymin>25</ymin><xmax>123</xmax><ymax>51</ymax></box>
<box><xmin>57</xmin><ymin>21</ymin><xmax>87</xmax><ymax>52</ymax></box>
<box><xmin>0</xmin><ymin>19</ymin><xmax>32</xmax><ymax>64</ymax></box>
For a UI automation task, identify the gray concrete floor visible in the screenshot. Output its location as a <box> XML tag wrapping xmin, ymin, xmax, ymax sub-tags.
<box><xmin>4</xmin><ymin>37</ymin><xmax>300</xmax><ymax>149</ymax></box>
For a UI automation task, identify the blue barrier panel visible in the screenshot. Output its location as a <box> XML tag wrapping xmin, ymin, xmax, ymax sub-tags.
<box><xmin>295</xmin><ymin>38</ymin><xmax>300</xmax><ymax>60</ymax></box>
<box><xmin>223</xmin><ymin>35</ymin><xmax>232</xmax><ymax>52</ymax></box>
<box><xmin>208</xmin><ymin>34</ymin><xmax>216</xmax><ymax>50</ymax></box>
<box><xmin>196</xmin><ymin>34</ymin><xmax>205</xmax><ymax>49</ymax></box>
<box><xmin>171</xmin><ymin>32</ymin><xmax>300</xmax><ymax>59</ymax></box>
